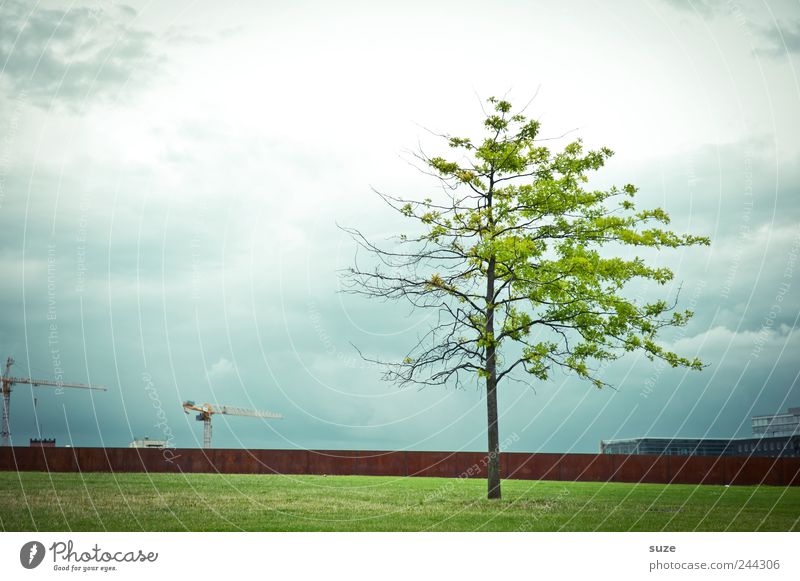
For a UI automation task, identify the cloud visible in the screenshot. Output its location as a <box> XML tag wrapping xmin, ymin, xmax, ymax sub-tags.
<box><xmin>660</xmin><ymin>0</ymin><xmax>726</xmax><ymax>17</ymax></box>
<box><xmin>673</xmin><ymin>323</ymin><xmax>798</xmax><ymax>361</ymax></box>
<box><xmin>1</xmin><ymin>1</ymin><xmax>798</xmax><ymax>452</ymax></box>
<box><xmin>659</xmin><ymin>1</ymin><xmax>800</xmax><ymax>59</ymax></box>
<box><xmin>206</xmin><ymin>357</ymin><xmax>235</xmax><ymax>381</ymax></box>
<box><xmin>755</xmin><ymin>19</ymin><xmax>800</xmax><ymax>57</ymax></box>
<box><xmin>0</xmin><ymin>1</ymin><xmax>165</xmax><ymax>110</ymax></box>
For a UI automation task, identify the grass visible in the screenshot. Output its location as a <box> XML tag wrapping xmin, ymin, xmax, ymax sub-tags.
<box><xmin>1</xmin><ymin>471</ymin><xmax>799</xmax><ymax>531</ymax></box>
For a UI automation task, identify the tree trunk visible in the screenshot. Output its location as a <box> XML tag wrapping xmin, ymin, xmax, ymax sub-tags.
<box><xmin>485</xmin><ymin>369</ymin><xmax>500</xmax><ymax>499</ymax></box>
<box><xmin>485</xmin><ymin>255</ymin><xmax>501</xmax><ymax>500</ymax></box>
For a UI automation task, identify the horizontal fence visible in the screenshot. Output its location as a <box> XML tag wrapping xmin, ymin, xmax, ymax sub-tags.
<box><xmin>1</xmin><ymin>447</ymin><xmax>799</xmax><ymax>486</ymax></box>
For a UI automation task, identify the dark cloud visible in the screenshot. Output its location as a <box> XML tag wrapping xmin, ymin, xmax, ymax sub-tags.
<box><xmin>756</xmin><ymin>19</ymin><xmax>800</xmax><ymax>57</ymax></box>
<box><xmin>660</xmin><ymin>0</ymin><xmax>727</xmax><ymax>17</ymax></box>
<box><xmin>0</xmin><ymin>1</ymin><xmax>165</xmax><ymax>110</ymax></box>
<box><xmin>661</xmin><ymin>0</ymin><xmax>800</xmax><ymax>59</ymax></box>
<box><xmin>0</xmin><ymin>0</ymin><xmax>797</xmax><ymax>452</ymax></box>
<box><xmin>1</xmin><ymin>127</ymin><xmax>798</xmax><ymax>451</ymax></box>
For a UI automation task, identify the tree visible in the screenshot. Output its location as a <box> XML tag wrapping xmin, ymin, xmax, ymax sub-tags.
<box><xmin>341</xmin><ymin>97</ymin><xmax>709</xmax><ymax>499</ymax></box>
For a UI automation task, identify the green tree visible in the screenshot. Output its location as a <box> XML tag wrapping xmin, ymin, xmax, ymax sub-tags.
<box><xmin>342</xmin><ymin>97</ymin><xmax>709</xmax><ymax>499</ymax></box>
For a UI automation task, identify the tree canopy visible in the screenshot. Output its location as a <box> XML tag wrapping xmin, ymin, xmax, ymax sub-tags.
<box><xmin>342</xmin><ymin>96</ymin><xmax>709</xmax><ymax>499</ymax></box>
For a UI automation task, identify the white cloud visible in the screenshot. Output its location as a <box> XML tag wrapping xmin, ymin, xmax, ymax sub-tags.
<box><xmin>206</xmin><ymin>356</ymin><xmax>235</xmax><ymax>381</ymax></box>
<box><xmin>672</xmin><ymin>324</ymin><xmax>798</xmax><ymax>365</ymax></box>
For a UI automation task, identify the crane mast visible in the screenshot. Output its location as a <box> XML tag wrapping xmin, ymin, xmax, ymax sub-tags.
<box><xmin>182</xmin><ymin>400</ymin><xmax>282</xmax><ymax>448</ymax></box>
<box><xmin>1</xmin><ymin>356</ymin><xmax>107</xmax><ymax>446</ymax></box>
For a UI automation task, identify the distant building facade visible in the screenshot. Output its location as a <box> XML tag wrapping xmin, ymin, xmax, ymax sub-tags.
<box><xmin>29</xmin><ymin>438</ymin><xmax>56</xmax><ymax>447</ymax></box>
<box><xmin>129</xmin><ymin>437</ymin><xmax>167</xmax><ymax>449</ymax></box>
<box><xmin>600</xmin><ymin>435</ymin><xmax>800</xmax><ymax>458</ymax></box>
<box><xmin>752</xmin><ymin>407</ymin><xmax>800</xmax><ymax>438</ymax></box>
<box><xmin>601</xmin><ymin>406</ymin><xmax>800</xmax><ymax>458</ymax></box>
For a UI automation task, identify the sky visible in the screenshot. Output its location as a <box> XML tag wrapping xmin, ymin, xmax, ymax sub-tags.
<box><xmin>0</xmin><ymin>0</ymin><xmax>798</xmax><ymax>453</ymax></box>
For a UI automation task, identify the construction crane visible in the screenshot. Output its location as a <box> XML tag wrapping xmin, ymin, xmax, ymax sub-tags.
<box><xmin>182</xmin><ymin>400</ymin><xmax>283</xmax><ymax>448</ymax></box>
<box><xmin>1</xmin><ymin>356</ymin><xmax>107</xmax><ymax>447</ymax></box>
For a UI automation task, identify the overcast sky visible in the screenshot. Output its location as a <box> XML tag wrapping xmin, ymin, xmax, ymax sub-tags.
<box><xmin>1</xmin><ymin>0</ymin><xmax>799</xmax><ymax>452</ymax></box>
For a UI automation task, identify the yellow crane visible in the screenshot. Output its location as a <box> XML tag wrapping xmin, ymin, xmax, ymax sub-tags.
<box><xmin>1</xmin><ymin>356</ymin><xmax>107</xmax><ymax>446</ymax></box>
<box><xmin>182</xmin><ymin>400</ymin><xmax>282</xmax><ymax>448</ymax></box>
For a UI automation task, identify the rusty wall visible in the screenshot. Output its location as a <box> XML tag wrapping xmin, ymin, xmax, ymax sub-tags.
<box><xmin>1</xmin><ymin>447</ymin><xmax>798</xmax><ymax>486</ymax></box>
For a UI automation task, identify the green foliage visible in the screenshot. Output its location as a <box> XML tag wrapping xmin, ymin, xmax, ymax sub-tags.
<box><xmin>370</xmin><ymin>96</ymin><xmax>709</xmax><ymax>390</ymax></box>
<box><xmin>344</xmin><ymin>95</ymin><xmax>709</xmax><ymax>407</ymax></box>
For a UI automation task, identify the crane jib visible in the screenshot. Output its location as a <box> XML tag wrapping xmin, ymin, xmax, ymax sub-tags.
<box><xmin>181</xmin><ymin>400</ymin><xmax>283</xmax><ymax>448</ymax></box>
<box><xmin>1</xmin><ymin>356</ymin><xmax>107</xmax><ymax>447</ymax></box>
<box><xmin>9</xmin><ymin>378</ymin><xmax>107</xmax><ymax>390</ymax></box>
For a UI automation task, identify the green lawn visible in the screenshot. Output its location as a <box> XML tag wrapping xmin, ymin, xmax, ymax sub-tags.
<box><xmin>1</xmin><ymin>471</ymin><xmax>798</xmax><ymax>531</ymax></box>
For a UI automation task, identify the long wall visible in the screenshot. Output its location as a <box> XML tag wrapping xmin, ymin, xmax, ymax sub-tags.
<box><xmin>1</xmin><ymin>447</ymin><xmax>799</xmax><ymax>486</ymax></box>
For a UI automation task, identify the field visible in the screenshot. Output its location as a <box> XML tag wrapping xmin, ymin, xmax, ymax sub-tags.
<box><xmin>1</xmin><ymin>471</ymin><xmax>799</xmax><ymax>531</ymax></box>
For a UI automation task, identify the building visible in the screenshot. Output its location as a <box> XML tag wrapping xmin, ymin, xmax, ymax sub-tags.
<box><xmin>29</xmin><ymin>438</ymin><xmax>56</xmax><ymax>447</ymax></box>
<box><xmin>600</xmin><ymin>437</ymin><xmax>734</xmax><ymax>456</ymax></box>
<box><xmin>129</xmin><ymin>437</ymin><xmax>167</xmax><ymax>449</ymax></box>
<box><xmin>730</xmin><ymin>435</ymin><xmax>800</xmax><ymax>457</ymax></box>
<box><xmin>600</xmin><ymin>435</ymin><xmax>800</xmax><ymax>458</ymax></box>
<box><xmin>600</xmin><ymin>406</ymin><xmax>800</xmax><ymax>458</ymax></box>
<box><xmin>752</xmin><ymin>407</ymin><xmax>800</xmax><ymax>438</ymax></box>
